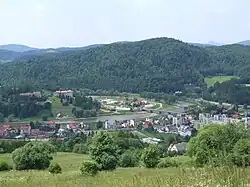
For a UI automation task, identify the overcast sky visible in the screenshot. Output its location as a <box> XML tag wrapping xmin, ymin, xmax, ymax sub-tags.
<box><xmin>0</xmin><ymin>0</ymin><xmax>250</xmax><ymax>48</ymax></box>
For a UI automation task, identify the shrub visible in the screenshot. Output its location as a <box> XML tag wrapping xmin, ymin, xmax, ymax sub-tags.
<box><xmin>80</xmin><ymin>161</ymin><xmax>100</xmax><ymax>176</ymax></box>
<box><xmin>100</xmin><ymin>153</ymin><xmax>117</xmax><ymax>171</ymax></box>
<box><xmin>157</xmin><ymin>158</ymin><xmax>179</xmax><ymax>168</ymax></box>
<box><xmin>48</xmin><ymin>163</ymin><xmax>62</xmax><ymax>174</ymax></box>
<box><xmin>141</xmin><ymin>144</ymin><xmax>160</xmax><ymax>168</ymax></box>
<box><xmin>233</xmin><ymin>139</ymin><xmax>250</xmax><ymax>167</ymax></box>
<box><xmin>12</xmin><ymin>142</ymin><xmax>56</xmax><ymax>170</ymax></box>
<box><xmin>119</xmin><ymin>151</ymin><xmax>139</xmax><ymax>168</ymax></box>
<box><xmin>0</xmin><ymin>160</ymin><xmax>11</xmax><ymax>171</ymax></box>
<box><xmin>73</xmin><ymin>144</ymin><xmax>88</xmax><ymax>154</ymax></box>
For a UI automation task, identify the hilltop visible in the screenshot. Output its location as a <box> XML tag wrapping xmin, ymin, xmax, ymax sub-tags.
<box><xmin>236</xmin><ymin>40</ymin><xmax>250</xmax><ymax>46</ymax></box>
<box><xmin>0</xmin><ymin>37</ymin><xmax>250</xmax><ymax>93</ymax></box>
<box><xmin>0</xmin><ymin>44</ymin><xmax>36</xmax><ymax>52</ymax></box>
<box><xmin>0</xmin><ymin>44</ymin><xmax>104</xmax><ymax>62</ymax></box>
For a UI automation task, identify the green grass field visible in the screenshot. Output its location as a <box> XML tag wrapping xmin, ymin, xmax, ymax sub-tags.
<box><xmin>0</xmin><ymin>153</ymin><xmax>250</xmax><ymax>187</ymax></box>
<box><xmin>161</xmin><ymin>104</ymin><xmax>175</xmax><ymax>109</ymax></box>
<box><xmin>205</xmin><ymin>76</ymin><xmax>239</xmax><ymax>87</ymax></box>
<box><xmin>51</xmin><ymin>97</ymin><xmax>75</xmax><ymax>118</ymax></box>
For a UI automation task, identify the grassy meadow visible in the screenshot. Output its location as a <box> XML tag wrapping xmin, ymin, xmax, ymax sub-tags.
<box><xmin>205</xmin><ymin>76</ymin><xmax>239</xmax><ymax>87</ymax></box>
<box><xmin>0</xmin><ymin>153</ymin><xmax>250</xmax><ymax>187</ymax></box>
<box><xmin>51</xmin><ymin>97</ymin><xmax>75</xmax><ymax>118</ymax></box>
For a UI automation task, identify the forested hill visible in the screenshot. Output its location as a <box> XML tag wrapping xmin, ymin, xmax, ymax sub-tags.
<box><xmin>0</xmin><ymin>37</ymin><xmax>250</xmax><ymax>93</ymax></box>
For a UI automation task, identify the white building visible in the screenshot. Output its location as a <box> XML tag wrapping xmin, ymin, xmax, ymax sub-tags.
<box><xmin>168</xmin><ymin>142</ymin><xmax>187</xmax><ymax>153</ymax></box>
<box><xmin>104</xmin><ymin>120</ymin><xmax>110</xmax><ymax>129</ymax></box>
<box><xmin>141</xmin><ymin>137</ymin><xmax>161</xmax><ymax>144</ymax></box>
<box><xmin>130</xmin><ymin>119</ymin><xmax>135</xmax><ymax>127</ymax></box>
<box><xmin>54</xmin><ymin>90</ymin><xmax>73</xmax><ymax>97</ymax></box>
<box><xmin>172</xmin><ymin>117</ymin><xmax>178</xmax><ymax>125</ymax></box>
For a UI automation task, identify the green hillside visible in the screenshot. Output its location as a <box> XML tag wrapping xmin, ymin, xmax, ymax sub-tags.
<box><xmin>0</xmin><ymin>38</ymin><xmax>250</xmax><ymax>93</ymax></box>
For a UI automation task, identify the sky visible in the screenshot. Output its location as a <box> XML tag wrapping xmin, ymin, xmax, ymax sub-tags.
<box><xmin>0</xmin><ymin>0</ymin><xmax>250</xmax><ymax>48</ymax></box>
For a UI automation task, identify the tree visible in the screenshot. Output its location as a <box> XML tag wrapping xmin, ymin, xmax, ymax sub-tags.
<box><xmin>96</xmin><ymin>121</ymin><xmax>103</xmax><ymax>129</ymax></box>
<box><xmin>188</xmin><ymin>124</ymin><xmax>249</xmax><ymax>166</ymax></box>
<box><xmin>89</xmin><ymin>132</ymin><xmax>119</xmax><ymax>171</ymax></box>
<box><xmin>141</xmin><ymin>144</ymin><xmax>160</xmax><ymax>168</ymax></box>
<box><xmin>0</xmin><ymin>112</ymin><xmax>4</xmax><ymax>123</ymax></box>
<box><xmin>12</xmin><ymin>142</ymin><xmax>56</xmax><ymax>170</ymax></box>
<box><xmin>30</xmin><ymin>121</ymin><xmax>35</xmax><ymax>129</ymax></box>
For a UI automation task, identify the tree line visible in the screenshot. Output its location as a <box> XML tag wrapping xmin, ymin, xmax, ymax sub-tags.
<box><xmin>0</xmin><ymin>86</ymin><xmax>51</xmax><ymax>121</ymax></box>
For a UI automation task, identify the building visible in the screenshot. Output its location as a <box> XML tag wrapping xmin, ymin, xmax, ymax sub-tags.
<box><xmin>104</xmin><ymin>120</ymin><xmax>110</xmax><ymax>129</ymax></box>
<box><xmin>168</xmin><ymin>142</ymin><xmax>188</xmax><ymax>153</ymax></box>
<box><xmin>54</xmin><ymin>90</ymin><xmax>73</xmax><ymax>97</ymax></box>
<box><xmin>141</xmin><ymin>137</ymin><xmax>161</xmax><ymax>144</ymax></box>
<box><xmin>20</xmin><ymin>91</ymin><xmax>42</xmax><ymax>98</ymax></box>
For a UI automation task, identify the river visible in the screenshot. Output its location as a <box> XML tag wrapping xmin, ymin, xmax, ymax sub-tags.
<box><xmin>57</xmin><ymin>112</ymin><xmax>158</xmax><ymax>124</ymax></box>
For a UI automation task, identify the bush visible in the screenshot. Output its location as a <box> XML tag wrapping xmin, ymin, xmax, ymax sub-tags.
<box><xmin>119</xmin><ymin>151</ymin><xmax>139</xmax><ymax>168</ymax></box>
<box><xmin>99</xmin><ymin>153</ymin><xmax>117</xmax><ymax>171</ymax></box>
<box><xmin>73</xmin><ymin>144</ymin><xmax>88</xmax><ymax>154</ymax></box>
<box><xmin>80</xmin><ymin>161</ymin><xmax>100</xmax><ymax>176</ymax></box>
<box><xmin>12</xmin><ymin>142</ymin><xmax>56</xmax><ymax>170</ymax></box>
<box><xmin>233</xmin><ymin>139</ymin><xmax>250</xmax><ymax>167</ymax></box>
<box><xmin>141</xmin><ymin>144</ymin><xmax>160</xmax><ymax>168</ymax></box>
<box><xmin>48</xmin><ymin>163</ymin><xmax>62</xmax><ymax>174</ymax></box>
<box><xmin>0</xmin><ymin>160</ymin><xmax>11</xmax><ymax>171</ymax></box>
<box><xmin>157</xmin><ymin>158</ymin><xmax>179</xmax><ymax>168</ymax></box>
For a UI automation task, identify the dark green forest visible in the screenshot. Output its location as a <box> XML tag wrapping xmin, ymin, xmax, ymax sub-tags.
<box><xmin>203</xmin><ymin>78</ymin><xmax>250</xmax><ymax>105</ymax></box>
<box><xmin>1</xmin><ymin>38</ymin><xmax>250</xmax><ymax>100</ymax></box>
<box><xmin>0</xmin><ymin>86</ymin><xmax>51</xmax><ymax>121</ymax></box>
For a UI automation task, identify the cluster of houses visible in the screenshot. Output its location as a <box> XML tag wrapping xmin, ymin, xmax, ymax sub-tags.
<box><xmin>0</xmin><ymin>120</ymin><xmax>92</xmax><ymax>140</ymax></box>
<box><xmin>99</xmin><ymin>98</ymin><xmax>155</xmax><ymax>112</ymax></box>
<box><xmin>139</xmin><ymin>114</ymin><xmax>194</xmax><ymax>137</ymax></box>
<box><xmin>195</xmin><ymin>112</ymin><xmax>250</xmax><ymax>129</ymax></box>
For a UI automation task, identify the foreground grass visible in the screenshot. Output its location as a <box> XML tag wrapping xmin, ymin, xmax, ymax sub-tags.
<box><xmin>1</xmin><ymin>153</ymin><xmax>250</xmax><ymax>186</ymax></box>
<box><xmin>205</xmin><ymin>76</ymin><xmax>239</xmax><ymax>87</ymax></box>
<box><xmin>1</xmin><ymin>166</ymin><xmax>250</xmax><ymax>187</ymax></box>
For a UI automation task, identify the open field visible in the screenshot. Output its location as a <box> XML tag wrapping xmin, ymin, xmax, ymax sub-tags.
<box><xmin>0</xmin><ymin>153</ymin><xmax>250</xmax><ymax>186</ymax></box>
<box><xmin>51</xmin><ymin>97</ymin><xmax>75</xmax><ymax>118</ymax></box>
<box><xmin>205</xmin><ymin>76</ymin><xmax>239</xmax><ymax>87</ymax></box>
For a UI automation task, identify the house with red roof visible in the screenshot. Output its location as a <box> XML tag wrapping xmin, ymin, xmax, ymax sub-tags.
<box><xmin>54</xmin><ymin>90</ymin><xmax>73</xmax><ymax>97</ymax></box>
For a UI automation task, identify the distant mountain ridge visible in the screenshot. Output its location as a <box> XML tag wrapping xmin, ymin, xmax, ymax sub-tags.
<box><xmin>236</xmin><ymin>40</ymin><xmax>250</xmax><ymax>46</ymax></box>
<box><xmin>1</xmin><ymin>39</ymin><xmax>250</xmax><ymax>62</ymax></box>
<box><xmin>0</xmin><ymin>44</ymin><xmax>104</xmax><ymax>62</ymax></box>
<box><xmin>0</xmin><ymin>44</ymin><xmax>37</xmax><ymax>52</ymax></box>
